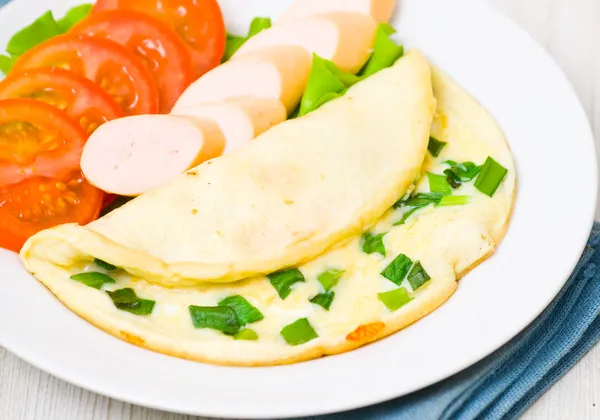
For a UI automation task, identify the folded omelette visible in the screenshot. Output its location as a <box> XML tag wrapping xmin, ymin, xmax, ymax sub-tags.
<box><xmin>21</xmin><ymin>50</ymin><xmax>515</xmax><ymax>366</ymax></box>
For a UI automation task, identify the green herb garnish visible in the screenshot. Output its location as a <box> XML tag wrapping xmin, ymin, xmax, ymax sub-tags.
<box><xmin>189</xmin><ymin>305</ymin><xmax>241</xmax><ymax>335</ymax></box>
<box><xmin>310</xmin><ymin>292</ymin><xmax>335</xmax><ymax>311</ymax></box>
<box><xmin>107</xmin><ymin>288</ymin><xmax>155</xmax><ymax>316</ymax></box>
<box><xmin>439</xmin><ymin>195</ymin><xmax>471</xmax><ymax>206</ymax></box>
<box><xmin>70</xmin><ymin>272</ymin><xmax>116</xmax><ymax>290</ymax></box>
<box><xmin>428</xmin><ymin>137</ymin><xmax>447</xmax><ymax>157</ymax></box>
<box><xmin>360</xmin><ymin>23</ymin><xmax>404</xmax><ymax>77</ymax></box>
<box><xmin>317</xmin><ymin>269</ymin><xmax>345</xmax><ymax>292</ymax></box>
<box><xmin>427</xmin><ymin>172</ymin><xmax>452</xmax><ymax>195</ymax></box>
<box><xmin>94</xmin><ymin>258</ymin><xmax>117</xmax><ymax>271</ymax></box>
<box><xmin>474</xmin><ymin>157</ymin><xmax>508</xmax><ymax>197</ymax></box>
<box><xmin>381</xmin><ymin>254</ymin><xmax>413</xmax><ymax>285</ymax></box>
<box><xmin>281</xmin><ymin>318</ymin><xmax>318</xmax><ymax>346</ymax></box>
<box><xmin>218</xmin><ymin>295</ymin><xmax>264</xmax><ymax>325</ymax></box>
<box><xmin>407</xmin><ymin>261</ymin><xmax>431</xmax><ymax>291</ymax></box>
<box><xmin>361</xmin><ymin>232</ymin><xmax>387</xmax><ymax>257</ymax></box>
<box><xmin>378</xmin><ymin>287</ymin><xmax>413</xmax><ymax>311</ymax></box>
<box><xmin>234</xmin><ymin>329</ymin><xmax>259</xmax><ymax>341</ymax></box>
<box><xmin>268</xmin><ymin>268</ymin><xmax>306</xmax><ymax>299</ymax></box>
<box><xmin>393</xmin><ymin>206</ymin><xmax>422</xmax><ymax>226</ymax></box>
<box><xmin>400</xmin><ymin>192</ymin><xmax>445</xmax><ymax>208</ymax></box>
<box><xmin>444</xmin><ymin>161</ymin><xmax>482</xmax><ymax>188</ymax></box>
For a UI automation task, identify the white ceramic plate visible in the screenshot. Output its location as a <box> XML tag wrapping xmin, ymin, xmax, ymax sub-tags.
<box><xmin>0</xmin><ymin>0</ymin><xmax>596</xmax><ymax>418</ymax></box>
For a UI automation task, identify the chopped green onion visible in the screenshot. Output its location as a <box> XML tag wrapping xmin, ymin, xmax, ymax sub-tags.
<box><xmin>407</xmin><ymin>261</ymin><xmax>431</xmax><ymax>291</ymax></box>
<box><xmin>393</xmin><ymin>206</ymin><xmax>423</xmax><ymax>226</ymax></box>
<box><xmin>427</xmin><ymin>173</ymin><xmax>452</xmax><ymax>195</ymax></box>
<box><xmin>428</xmin><ymin>137</ymin><xmax>447</xmax><ymax>157</ymax></box>
<box><xmin>70</xmin><ymin>272</ymin><xmax>116</xmax><ymax>290</ymax></box>
<box><xmin>474</xmin><ymin>157</ymin><xmax>508</xmax><ymax>197</ymax></box>
<box><xmin>94</xmin><ymin>258</ymin><xmax>117</xmax><ymax>271</ymax></box>
<box><xmin>107</xmin><ymin>288</ymin><xmax>155</xmax><ymax>316</ymax></box>
<box><xmin>402</xmin><ymin>192</ymin><xmax>445</xmax><ymax>208</ymax></box>
<box><xmin>218</xmin><ymin>295</ymin><xmax>264</xmax><ymax>325</ymax></box>
<box><xmin>444</xmin><ymin>161</ymin><xmax>482</xmax><ymax>188</ymax></box>
<box><xmin>234</xmin><ymin>329</ymin><xmax>259</xmax><ymax>341</ymax></box>
<box><xmin>57</xmin><ymin>4</ymin><xmax>93</xmax><ymax>32</ymax></box>
<box><xmin>381</xmin><ymin>254</ymin><xmax>413</xmax><ymax>285</ymax></box>
<box><xmin>247</xmin><ymin>17</ymin><xmax>272</xmax><ymax>37</ymax></box>
<box><xmin>317</xmin><ymin>269</ymin><xmax>345</xmax><ymax>292</ymax></box>
<box><xmin>360</xmin><ymin>23</ymin><xmax>404</xmax><ymax>77</ymax></box>
<box><xmin>378</xmin><ymin>287</ymin><xmax>413</xmax><ymax>311</ymax></box>
<box><xmin>189</xmin><ymin>305</ymin><xmax>241</xmax><ymax>335</ymax></box>
<box><xmin>268</xmin><ymin>268</ymin><xmax>305</xmax><ymax>299</ymax></box>
<box><xmin>310</xmin><ymin>292</ymin><xmax>335</xmax><ymax>310</ymax></box>
<box><xmin>439</xmin><ymin>195</ymin><xmax>471</xmax><ymax>206</ymax></box>
<box><xmin>281</xmin><ymin>318</ymin><xmax>318</xmax><ymax>346</ymax></box>
<box><xmin>361</xmin><ymin>232</ymin><xmax>387</xmax><ymax>257</ymax></box>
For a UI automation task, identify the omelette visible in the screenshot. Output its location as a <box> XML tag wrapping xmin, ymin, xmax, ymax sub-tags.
<box><xmin>20</xmin><ymin>51</ymin><xmax>515</xmax><ymax>366</ymax></box>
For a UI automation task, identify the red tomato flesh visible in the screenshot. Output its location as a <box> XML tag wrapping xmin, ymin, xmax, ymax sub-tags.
<box><xmin>72</xmin><ymin>10</ymin><xmax>195</xmax><ymax>113</ymax></box>
<box><xmin>11</xmin><ymin>35</ymin><xmax>159</xmax><ymax>116</ymax></box>
<box><xmin>0</xmin><ymin>67</ymin><xmax>124</xmax><ymax>133</ymax></box>
<box><xmin>94</xmin><ymin>0</ymin><xmax>226</xmax><ymax>78</ymax></box>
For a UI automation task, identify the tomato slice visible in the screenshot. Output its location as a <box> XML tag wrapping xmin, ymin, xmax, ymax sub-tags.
<box><xmin>0</xmin><ymin>169</ymin><xmax>103</xmax><ymax>252</ymax></box>
<box><xmin>72</xmin><ymin>10</ymin><xmax>195</xmax><ymax>113</ymax></box>
<box><xmin>0</xmin><ymin>68</ymin><xmax>124</xmax><ymax>134</ymax></box>
<box><xmin>11</xmin><ymin>35</ymin><xmax>159</xmax><ymax>116</ymax></box>
<box><xmin>0</xmin><ymin>98</ymin><xmax>88</xmax><ymax>188</ymax></box>
<box><xmin>94</xmin><ymin>0</ymin><xmax>226</xmax><ymax>78</ymax></box>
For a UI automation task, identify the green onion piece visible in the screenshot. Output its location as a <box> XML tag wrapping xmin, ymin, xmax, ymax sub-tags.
<box><xmin>94</xmin><ymin>258</ymin><xmax>117</xmax><ymax>271</ymax></box>
<box><xmin>268</xmin><ymin>268</ymin><xmax>306</xmax><ymax>299</ymax></box>
<box><xmin>401</xmin><ymin>192</ymin><xmax>445</xmax><ymax>208</ymax></box>
<box><xmin>107</xmin><ymin>288</ymin><xmax>155</xmax><ymax>316</ymax></box>
<box><xmin>444</xmin><ymin>161</ymin><xmax>482</xmax><ymax>188</ymax></box>
<box><xmin>0</xmin><ymin>54</ymin><xmax>18</xmax><ymax>75</ymax></box>
<box><xmin>6</xmin><ymin>11</ymin><xmax>61</xmax><ymax>56</ymax></box>
<box><xmin>381</xmin><ymin>254</ymin><xmax>413</xmax><ymax>285</ymax></box>
<box><xmin>218</xmin><ymin>295</ymin><xmax>264</xmax><ymax>325</ymax></box>
<box><xmin>298</xmin><ymin>55</ymin><xmax>348</xmax><ymax>117</ymax></box>
<box><xmin>393</xmin><ymin>206</ymin><xmax>424</xmax><ymax>226</ymax></box>
<box><xmin>310</xmin><ymin>292</ymin><xmax>335</xmax><ymax>311</ymax></box>
<box><xmin>234</xmin><ymin>329</ymin><xmax>259</xmax><ymax>341</ymax></box>
<box><xmin>70</xmin><ymin>272</ymin><xmax>116</xmax><ymax>290</ymax></box>
<box><xmin>222</xmin><ymin>34</ymin><xmax>246</xmax><ymax>62</ymax></box>
<box><xmin>428</xmin><ymin>137</ymin><xmax>447</xmax><ymax>157</ymax></box>
<box><xmin>407</xmin><ymin>261</ymin><xmax>431</xmax><ymax>291</ymax></box>
<box><xmin>57</xmin><ymin>4</ymin><xmax>93</xmax><ymax>32</ymax></box>
<box><xmin>474</xmin><ymin>157</ymin><xmax>508</xmax><ymax>197</ymax></box>
<box><xmin>427</xmin><ymin>172</ymin><xmax>452</xmax><ymax>195</ymax></box>
<box><xmin>189</xmin><ymin>305</ymin><xmax>241</xmax><ymax>335</ymax></box>
<box><xmin>281</xmin><ymin>318</ymin><xmax>318</xmax><ymax>346</ymax></box>
<box><xmin>378</xmin><ymin>287</ymin><xmax>413</xmax><ymax>311</ymax></box>
<box><xmin>361</xmin><ymin>232</ymin><xmax>387</xmax><ymax>257</ymax></box>
<box><xmin>360</xmin><ymin>23</ymin><xmax>404</xmax><ymax>77</ymax></box>
<box><xmin>247</xmin><ymin>17</ymin><xmax>272</xmax><ymax>37</ymax></box>
<box><xmin>439</xmin><ymin>195</ymin><xmax>471</xmax><ymax>206</ymax></box>
<box><xmin>317</xmin><ymin>269</ymin><xmax>345</xmax><ymax>292</ymax></box>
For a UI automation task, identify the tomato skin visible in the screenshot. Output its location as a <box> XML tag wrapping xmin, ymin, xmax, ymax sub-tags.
<box><xmin>0</xmin><ymin>98</ymin><xmax>88</xmax><ymax>188</ymax></box>
<box><xmin>0</xmin><ymin>68</ymin><xmax>124</xmax><ymax>133</ymax></box>
<box><xmin>72</xmin><ymin>10</ymin><xmax>195</xmax><ymax>113</ymax></box>
<box><xmin>11</xmin><ymin>35</ymin><xmax>159</xmax><ymax>116</ymax></box>
<box><xmin>94</xmin><ymin>0</ymin><xmax>226</xmax><ymax>78</ymax></box>
<box><xmin>0</xmin><ymin>170</ymin><xmax>103</xmax><ymax>252</ymax></box>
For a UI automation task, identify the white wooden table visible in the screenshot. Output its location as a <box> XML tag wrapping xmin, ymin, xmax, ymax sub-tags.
<box><xmin>1</xmin><ymin>0</ymin><xmax>599</xmax><ymax>418</ymax></box>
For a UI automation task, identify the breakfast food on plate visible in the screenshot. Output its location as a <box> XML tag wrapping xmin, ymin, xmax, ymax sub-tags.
<box><xmin>81</xmin><ymin>115</ymin><xmax>225</xmax><ymax>196</ymax></box>
<box><xmin>3</xmin><ymin>0</ymin><xmax>516</xmax><ymax>367</ymax></box>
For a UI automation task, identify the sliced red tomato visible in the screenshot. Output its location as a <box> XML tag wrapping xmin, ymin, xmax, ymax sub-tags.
<box><xmin>0</xmin><ymin>99</ymin><xmax>88</xmax><ymax>188</ymax></box>
<box><xmin>11</xmin><ymin>35</ymin><xmax>159</xmax><ymax>116</ymax></box>
<box><xmin>94</xmin><ymin>0</ymin><xmax>226</xmax><ymax>78</ymax></box>
<box><xmin>0</xmin><ymin>169</ymin><xmax>103</xmax><ymax>252</ymax></box>
<box><xmin>0</xmin><ymin>68</ymin><xmax>124</xmax><ymax>134</ymax></box>
<box><xmin>72</xmin><ymin>10</ymin><xmax>195</xmax><ymax>113</ymax></box>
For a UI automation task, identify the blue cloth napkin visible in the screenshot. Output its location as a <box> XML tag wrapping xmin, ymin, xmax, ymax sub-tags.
<box><xmin>309</xmin><ymin>223</ymin><xmax>600</xmax><ymax>420</ymax></box>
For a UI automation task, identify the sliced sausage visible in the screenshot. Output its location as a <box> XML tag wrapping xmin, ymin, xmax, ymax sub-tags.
<box><xmin>172</xmin><ymin>46</ymin><xmax>311</xmax><ymax>114</ymax></box>
<box><xmin>81</xmin><ymin>115</ymin><xmax>225</xmax><ymax>196</ymax></box>
<box><xmin>174</xmin><ymin>97</ymin><xmax>286</xmax><ymax>154</ymax></box>
<box><xmin>279</xmin><ymin>0</ymin><xmax>396</xmax><ymax>23</ymax></box>
<box><xmin>233</xmin><ymin>13</ymin><xmax>377</xmax><ymax>74</ymax></box>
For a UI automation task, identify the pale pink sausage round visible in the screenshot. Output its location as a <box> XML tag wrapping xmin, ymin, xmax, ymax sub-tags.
<box><xmin>174</xmin><ymin>97</ymin><xmax>287</xmax><ymax>154</ymax></box>
<box><xmin>81</xmin><ymin>115</ymin><xmax>225</xmax><ymax>196</ymax></box>
<box><xmin>172</xmin><ymin>46</ymin><xmax>311</xmax><ymax>114</ymax></box>
<box><xmin>233</xmin><ymin>13</ymin><xmax>377</xmax><ymax>74</ymax></box>
<box><xmin>279</xmin><ymin>0</ymin><xmax>396</xmax><ymax>23</ymax></box>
